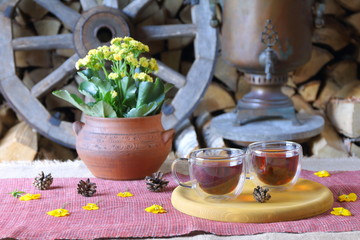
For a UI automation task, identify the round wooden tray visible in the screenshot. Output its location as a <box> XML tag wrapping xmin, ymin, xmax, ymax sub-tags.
<box><xmin>171</xmin><ymin>178</ymin><xmax>334</xmax><ymax>223</ymax></box>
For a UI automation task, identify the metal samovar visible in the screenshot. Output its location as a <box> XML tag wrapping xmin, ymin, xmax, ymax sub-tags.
<box><xmin>211</xmin><ymin>0</ymin><xmax>324</xmax><ymax>143</ymax></box>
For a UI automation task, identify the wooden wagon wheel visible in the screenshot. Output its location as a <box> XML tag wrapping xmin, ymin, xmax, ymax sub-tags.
<box><xmin>0</xmin><ymin>0</ymin><xmax>217</xmax><ymax>148</ymax></box>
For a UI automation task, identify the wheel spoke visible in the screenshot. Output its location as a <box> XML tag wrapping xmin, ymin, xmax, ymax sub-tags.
<box><xmin>12</xmin><ymin>34</ymin><xmax>73</xmax><ymax>51</ymax></box>
<box><xmin>137</xmin><ymin>24</ymin><xmax>197</xmax><ymax>41</ymax></box>
<box><xmin>31</xmin><ymin>54</ymin><xmax>79</xmax><ymax>98</ymax></box>
<box><xmin>103</xmin><ymin>0</ymin><xmax>118</xmax><ymax>9</ymax></box>
<box><xmin>80</xmin><ymin>0</ymin><xmax>98</xmax><ymax>11</ymax></box>
<box><xmin>33</xmin><ymin>0</ymin><xmax>81</xmax><ymax>30</ymax></box>
<box><xmin>122</xmin><ymin>0</ymin><xmax>152</xmax><ymax>19</ymax></box>
<box><xmin>155</xmin><ymin>61</ymin><xmax>186</xmax><ymax>89</ymax></box>
<box><xmin>162</xmin><ymin>58</ymin><xmax>214</xmax><ymax>129</ymax></box>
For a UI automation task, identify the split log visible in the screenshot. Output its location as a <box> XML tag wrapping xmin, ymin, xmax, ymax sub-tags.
<box><xmin>15</xmin><ymin>50</ymin><xmax>52</xmax><ymax>68</ymax></box>
<box><xmin>311</xmin><ymin>118</ymin><xmax>349</xmax><ymax>158</ymax></box>
<box><xmin>235</xmin><ymin>74</ymin><xmax>251</xmax><ymax>100</ymax></box>
<box><xmin>180</xmin><ymin>61</ymin><xmax>192</xmax><ymax>75</ymax></box>
<box><xmin>312</xmin><ymin>16</ymin><xmax>350</xmax><ymax>51</ymax></box>
<box><xmin>179</xmin><ymin>5</ymin><xmax>192</xmax><ymax>24</ymax></box>
<box><xmin>22</xmin><ymin>71</ymin><xmax>35</xmax><ymax>89</ymax></box>
<box><xmin>12</xmin><ymin>22</ymin><xmax>35</xmax><ymax>39</ymax></box>
<box><xmin>336</xmin><ymin>0</ymin><xmax>360</xmax><ymax>11</ymax></box>
<box><xmin>281</xmin><ymin>85</ymin><xmax>296</xmax><ymax>98</ymax></box>
<box><xmin>0</xmin><ymin>104</ymin><xmax>18</xmax><ymax>130</ymax></box>
<box><xmin>193</xmin><ymin>83</ymin><xmax>236</xmax><ymax>117</ymax></box>
<box><xmin>324</xmin><ymin>0</ymin><xmax>346</xmax><ymax>16</ymax></box>
<box><xmin>161</xmin><ymin>50</ymin><xmax>182</xmax><ymax>72</ymax></box>
<box><xmin>18</xmin><ymin>0</ymin><xmax>48</xmax><ymax>20</ymax></box>
<box><xmin>346</xmin><ymin>12</ymin><xmax>360</xmax><ymax>34</ymax></box>
<box><xmin>293</xmin><ymin>46</ymin><xmax>333</xmax><ymax>84</ymax></box>
<box><xmin>36</xmin><ymin>136</ymin><xmax>76</xmax><ymax>160</ymax></box>
<box><xmin>0</xmin><ymin>121</ymin><xmax>38</xmax><ymax>162</ymax></box>
<box><xmin>68</xmin><ymin>1</ymin><xmax>81</xmax><ymax>12</ymax></box>
<box><xmin>334</xmin><ymin>80</ymin><xmax>360</xmax><ymax>98</ymax></box>
<box><xmin>134</xmin><ymin>0</ymin><xmax>160</xmax><ymax>23</ymax></box>
<box><xmin>325</xmin><ymin>60</ymin><xmax>357</xmax><ymax>87</ymax></box>
<box><xmin>214</xmin><ymin>55</ymin><xmax>239</xmax><ymax>92</ymax></box>
<box><xmin>298</xmin><ymin>80</ymin><xmax>321</xmax><ymax>102</ymax></box>
<box><xmin>195</xmin><ymin>111</ymin><xmax>226</xmax><ymax>148</ymax></box>
<box><xmin>166</xmin><ymin>19</ymin><xmax>194</xmax><ymax>50</ymax></box>
<box><xmin>14</xmin><ymin>8</ymin><xmax>27</xmax><ymax>27</ymax></box>
<box><xmin>326</xmin><ymin>81</ymin><xmax>360</xmax><ymax>138</ymax></box>
<box><xmin>34</xmin><ymin>17</ymin><xmax>61</xmax><ymax>36</ymax></box>
<box><xmin>313</xmin><ymin>80</ymin><xmax>340</xmax><ymax>110</ymax></box>
<box><xmin>327</xmin><ymin>97</ymin><xmax>360</xmax><ymax>138</ymax></box>
<box><xmin>27</xmin><ymin>68</ymin><xmax>53</xmax><ymax>84</ymax></box>
<box><xmin>174</xmin><ymin>119</ymin><xmax>199</xmax><ymax>158</ymax></box>
<box><xmin>163</xmin><ymin>0</ymin><xmax>183</xmax><ymax>18</ymax></box>
<box><xmin>291</xmin><ymin>94</ymin><xmax>318</xmax><ymax>115</ymax></box>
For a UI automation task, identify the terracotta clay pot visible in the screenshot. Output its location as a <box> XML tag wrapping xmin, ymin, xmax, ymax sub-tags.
<box><xmin>73</xmin><ymin>114</ymin><xmax>174</xmax><ymax>180</ymax></box>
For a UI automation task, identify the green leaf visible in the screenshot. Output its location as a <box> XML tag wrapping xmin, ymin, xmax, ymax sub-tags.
<box><xmin>125</xmin><ymin>102</ymin><xmax>158</xmax><ymax>118</ymax></box>
<box><xmin>136</xmin><ymin>78</ymin><xmax>165</xmax><ymax>108</ymax></box>
<box><xmin>120</xmin><ymin>77</ymin><xmax>136</xmax><ymax>107</ymax></box>
<box><xmin>52</xmin><ymin>90</ymin><xmax>117</xmax><ymax>117</ymax></box>
<box><xmin>79</xmin><ymin>81</ymin><xmax>99</xmax><ymax>100</ymax></box>
<box><xmin>164</xmin><ymin>82</ymin><xmax>173</xmax><ymax>93</ymax></box>
<box><xmin>89</xmin><ymin>101</ymin><xmax>117</xmax><ymax>118</ymax></box>
<box><xmin>8</xmin><ymin>190</ymin><xmax>25</xmax><ymax>198</ymax></box>
<box><xmin>90</xmin><ymin>76</ymin><xmax>113</xmax><ymax>97</ymax></box>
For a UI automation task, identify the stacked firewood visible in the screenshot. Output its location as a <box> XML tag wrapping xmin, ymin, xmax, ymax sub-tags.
<box><xmin>0</xmin><ymin>0</ymin><xmax>359</xmax><ymax>161</ymax></box>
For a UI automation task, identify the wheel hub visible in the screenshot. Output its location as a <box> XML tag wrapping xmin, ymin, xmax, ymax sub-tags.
<box><xmin>73</xmin><ymin>6</ymin><xmax>133</xmax><ymax>57</ymax></box>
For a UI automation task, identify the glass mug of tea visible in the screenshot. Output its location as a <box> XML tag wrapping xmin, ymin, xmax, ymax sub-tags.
<box><xmin>246</xmin><ymin>141</ymin><xmax>303</xmax><ymax>190</ymax></box>
<box><xmin>171</xmin><ymin>148</ymin><xmax>246</xmax><ymax>201</ymax></box>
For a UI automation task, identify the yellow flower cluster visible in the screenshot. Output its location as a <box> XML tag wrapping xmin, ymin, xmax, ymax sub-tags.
<box><xmin>338</xmin><ymin>193</ymin><xmax>357</xmax><ymax>202</ymax></box>
<box><xmin>149</xmin><ymin>58</ymin><xmax>159</xmax><ymax>72</ymax></box>
<box><xmin>125</xmin><ymin>52</ymin><xmax>138</xmax><ymax>66</ymax></box>
<box><xmin>145</xmin><ymin>204</ymin><xmax>167</xmax><ymax>214</ymax></box>
<box><xmin>82</xmin><ymin>203</ymin><xmax>99</xmax><ymax>210</ymax></box>
<box><xmin>117</xmin><ymin>191</ymin><xmax>134</xmax><ymax>197</ymax></box>
<box><xmin>314</xmin><ymin>170</ymin><xmax>330</xmax><ymax>177</ymax></box>
<box><xmin>110</xmin><ymin>90</ymin><xmax>118</xmax><ymax>98</ymax></box>
<box><xmin>133</xmin><ymin>72</ymin><xmax>153</xmax><ymax>82</ymax></box>
<box><xmin>47</xmin><ymin>208</ymin><xmax>70</xmax><ymax>217</ymax></box>
<box><xmin>330</xmin><ymin>207</ymin><xmax>352</xmax><ymax>216</ymax></box>
<box><xmin>19</xmin><ymin>193</ymin><xmax>41</xmax><ymax>201</ymax></box>
<box><xmin>108</xmin><ymin>72</ymin><xmax>119</xmax><ymax>80</ymax></box>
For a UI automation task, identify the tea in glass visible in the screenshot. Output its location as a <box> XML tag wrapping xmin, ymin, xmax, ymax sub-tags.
<box><xmin>172</xmin><ymin>148</ymin><xmax>246</xmax><ymax>201</ymax></box>
<box><xmin>247</xmin><ymin>141</ymin><xmax>302</xmax><ymax>190</ymax></box>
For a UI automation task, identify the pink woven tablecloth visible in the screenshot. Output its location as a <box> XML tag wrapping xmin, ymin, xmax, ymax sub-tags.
<box><xmin>0</xmin><ymin>170</ymin><xmax>359</xmax><ymax>240</ymax></box>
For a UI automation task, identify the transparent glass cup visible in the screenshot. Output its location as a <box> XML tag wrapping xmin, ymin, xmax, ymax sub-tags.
<box><xmin>171</xmin><ymin>148</ymin><xmax>246</xmax><ymax>201</ymax></box>
<box><xmin>247</xmin><ymin>141</ymin><xmax>303</xmax><ymax>190</ymax></box>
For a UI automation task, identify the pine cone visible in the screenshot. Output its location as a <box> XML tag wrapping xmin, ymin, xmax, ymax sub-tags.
<box><xmin>77</xmin><ymin>178</ymin><xmax>97</xmax><ymax>197</ymax></box>
<box><xmin>33</xmin><ymin>171</ymin><xmax>53</xmax><ymax>190</ymax></box>
<box><xmin>253</xmin><ymin>186</ymin><xmax>271</xmax><ymax>203</ymax></box>
<box><xmin>145</xmin><ymin>171</ymin><xmax>169</xmax><ymax>192</ymax></box>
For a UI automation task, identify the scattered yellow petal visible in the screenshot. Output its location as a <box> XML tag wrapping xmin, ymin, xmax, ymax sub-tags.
<box><xmin>117</xmin><ymin>191</ymin><xmax>134</xmax><ymax>197</ymax></box>
<box><xmin>19</xmin><ymin>193</ymin><xmax>41</xmax><ymax>201</ymax></box>
<box><xmin>314</xmin><ymin>170</ymin><xmax>331</xmax><ymax>177</ymax></box>
<box><xmin>47</xmin><ymin>209</ymin><xmax>70</xmax><ymax>217</ymax></box>
<box><xmin>330</xmin><ymin>207</ymin><xmax>352</xmax><ymax>216</ymax></box>
<box><xmin>145</xmin><ymin>204</ymin><xmax>167</xmax><ymax>214</ymax></box>
<box><xmin>82</xmin><ymin>203</ymin><xmax>99</xmax><ymax>210</ymax></box>
<box><xmin>338</xmin><ymin>193</ymin><xmax>357</xmax><ymax>202</ymax></box>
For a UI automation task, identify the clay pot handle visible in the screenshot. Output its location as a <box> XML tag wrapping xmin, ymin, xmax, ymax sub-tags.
<box><xmin>162</xmin><ymin>128</ymin><xmax>175</xmax><ymax>144</ymax></box>
<box><xmin>73</xmin><ymin>121</ymin><xmax>85</xmax><ymax>136</ymax></box>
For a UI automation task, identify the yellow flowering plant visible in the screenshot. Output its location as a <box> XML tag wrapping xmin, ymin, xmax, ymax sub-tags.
<box><xmin>52</xmin><ymin>37</ymin><xmax>172</xmax><ymax>118</ymax></box>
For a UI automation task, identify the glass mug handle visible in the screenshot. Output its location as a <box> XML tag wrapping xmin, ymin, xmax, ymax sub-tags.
<box><xmin>245</xmin><ymin>152</ymin><xmax>254</xmax><ymax>180</ymax></box>
<box><xmin>171</xmin><ymin>158</ymin><xmax>193</xmax><ymax>188</ymax></box>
